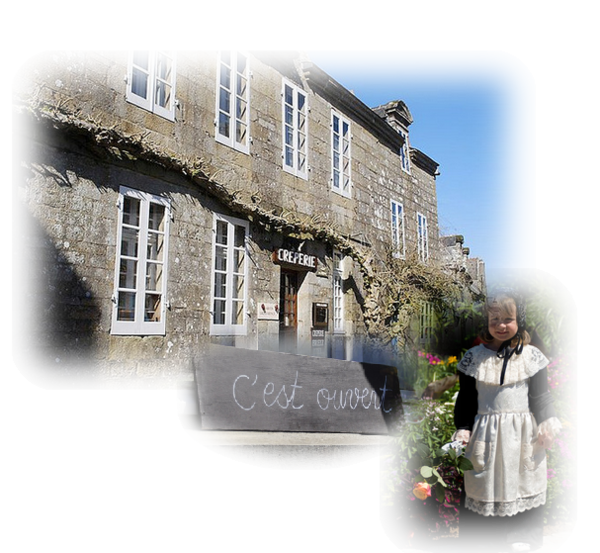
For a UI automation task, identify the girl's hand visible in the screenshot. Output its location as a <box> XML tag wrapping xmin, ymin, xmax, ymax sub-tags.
<box><xmin>454</xmin><ymin>429</ymin><xmax>471</xmax><ymax>445</ymax></box>
<box><xmin>538</xmin><ymin>431</ymin><xmax>554</xmax><ymax>449</ymax></box>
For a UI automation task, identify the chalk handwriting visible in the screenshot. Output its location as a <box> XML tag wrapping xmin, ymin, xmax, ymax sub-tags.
<box><xmin>232</xmin><ymin>374</ymin><xmax>257</xmax><ymax>411</ymax></box>
<box><xmin>232</xmin><ymin>372</ymin><xmax>394</xmax><ymax>414</ymax></box>
<box><xmin>232</xmin><ymin>371</ymin><xmax>304</xmax><ymax>411</ymax></box>
<box><xmin>263</xmin><ymin>371</ymin><xmax>304</xmax><ymax>410</ymax></box>
<box><xmin>316</xmin><ymin>376</ymin><xmax>393</xmax><ymax>413</ymax></box>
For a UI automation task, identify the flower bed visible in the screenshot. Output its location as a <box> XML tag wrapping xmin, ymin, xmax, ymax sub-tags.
<box><xmin>381</xmin><ymin>352</ymin><xmax>576</xmax><ymax>546</ymax></box>
<box><xmin>543</xmin><ymin>357</ymin><xmax>576</xmax><ymax>527</ymax></box>
<box><xmin>382</xmin><ymin>397</ymin><xmax>466</xmax><ymax>545</ymax></box>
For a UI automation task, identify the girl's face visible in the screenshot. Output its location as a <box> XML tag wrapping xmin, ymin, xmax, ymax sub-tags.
<box><xmin>487</xmin><ymin>301</ymin><xmax>519</xmax><ymax>348</ymax></box>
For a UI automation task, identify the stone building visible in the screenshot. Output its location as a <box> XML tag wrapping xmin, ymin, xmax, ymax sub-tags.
<box><xmin>14</xmin><ymin>50</ymin><xmax>451</xmax><ymax>384</ymax></box>
<box><xmin>441</xmin><ymin>234</ymin><xmax>486</xmax><ymax>297</ymax></box>
<box><xmin>435</xmin><ymin>234</ymin><xmax>486</xmax><ymax>353</ymax></box>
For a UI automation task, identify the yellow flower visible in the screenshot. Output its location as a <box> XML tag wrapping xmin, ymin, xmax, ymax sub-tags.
<box><xmin>448</xmin><ymin>356</ymin><xmax>458</xmax><ymax>364</ymax></box>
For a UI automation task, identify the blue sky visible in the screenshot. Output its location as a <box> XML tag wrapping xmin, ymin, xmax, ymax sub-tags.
<box><xmin>307</xmin><ymin>51</ymin><xmax>526</xmax><ymax>271</ymax></box>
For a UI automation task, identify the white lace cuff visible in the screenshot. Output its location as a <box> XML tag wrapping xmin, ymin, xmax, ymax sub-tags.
<box><xmin>452</xmin><ymin>429</ymin><xmax>471</xmax><ymax>444</ymax></box>
<box><xmin>537</xmin><ymin>416</ymin><xmax>562</xmax><ymax>439</ymax></box>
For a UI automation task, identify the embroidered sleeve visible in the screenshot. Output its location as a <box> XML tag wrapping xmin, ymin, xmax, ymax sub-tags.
<box><xmin>528</xmin><ymin>346</ymin><xmax>550</xmax><ymax>373</ymax></box>
<box><xmin>537</xmin><ymin>417</ymin><xmax>562</xmax><ymax>440</ymax></box>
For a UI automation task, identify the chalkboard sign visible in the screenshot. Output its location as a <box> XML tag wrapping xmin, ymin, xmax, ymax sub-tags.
<box><xmin>193</xmin><ymin>345</ymin><xmax>403</xmax><ymax>434</ymax></box>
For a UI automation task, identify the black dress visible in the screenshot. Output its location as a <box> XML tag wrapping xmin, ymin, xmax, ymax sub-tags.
<box><xmin>453</xmin><ymin>347</ymin><xmax>559</xmax><ymax>552</ymax></box>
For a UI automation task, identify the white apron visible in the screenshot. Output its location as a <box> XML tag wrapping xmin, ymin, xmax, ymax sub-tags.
<box><xmin>458</xmin><ymin>345</ymin><xmax>549</xmax><ymax>517</ymax></box>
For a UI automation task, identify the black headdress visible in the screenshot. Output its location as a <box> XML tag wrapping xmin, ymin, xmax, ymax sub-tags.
<box><xmin>489</xmin><ymin>288</ymin><xmax>527</xmax><ymax>385</ymax></box>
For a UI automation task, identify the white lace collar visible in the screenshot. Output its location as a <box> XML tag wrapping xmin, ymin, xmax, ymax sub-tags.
<box><xmin>457</xmin><ymin>344</ymin><xmax>549</xmax><ymax>385</ymax></box>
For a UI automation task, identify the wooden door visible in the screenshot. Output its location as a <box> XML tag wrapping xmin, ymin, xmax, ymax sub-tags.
<box><xmin>279</xmin><ymin>270</ymin><xmax>298</xmax><ymax>353</ymax></box>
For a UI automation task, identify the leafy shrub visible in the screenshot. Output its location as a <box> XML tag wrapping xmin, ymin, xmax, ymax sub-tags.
<box><xmin>543</xmin><ymin>357</ymin><xmax>576</xmax><ymax>527</ymax></box>
<box><xmin>527</xmin><ymin>269</ymin><xmax>579</xmax><ymax>355</ymax></box>
<box><xmin>382</xmin><ymin>351</ymin><xmax>576</xmax><ymax>545</ymax></box>
<box><xmin>379</xmin><ymin>462</ymin><xmax>463</xmax><ymax>547</ymax></box>
<box><xmin>400</xmin><ymin>396</ymin><xmax>456</xmax><ymax>459</ymax></box>
<box><xmin>379</xmin><ymin>400</ymin><xmax>465</xmax><ymax>546</ymax></box>
<box><xmin>413</xmin><ymin>351</ymin><xmax>458</xmax><ymax>398</ymax></box>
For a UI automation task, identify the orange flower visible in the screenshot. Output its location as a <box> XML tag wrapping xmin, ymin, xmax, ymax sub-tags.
<box><xmin>413</xmin><ymin>481</ymin><xmax>432</xmax><ymax>501</ymax></box>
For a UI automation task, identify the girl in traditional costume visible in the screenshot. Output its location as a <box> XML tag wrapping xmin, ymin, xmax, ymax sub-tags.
<box><xmin>454</xmin><ymin>291</ymin><xmax>561</xmax><ymax>552</ymax></box>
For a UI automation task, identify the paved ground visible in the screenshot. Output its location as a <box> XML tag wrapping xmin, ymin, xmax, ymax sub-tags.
<box><xmin>401</xmin><ymin>532</ymin><xmax>575</xmax><ymax>553</ymax></box>
<box><xmin>181</xmin><ymin>425</ymin><xmax>391</xmax><ymax>467</ymax></box>
<box><xmin>191</xmin><ymin>428</ymin><xmax>388</xmax><ymax>444</ymax></box>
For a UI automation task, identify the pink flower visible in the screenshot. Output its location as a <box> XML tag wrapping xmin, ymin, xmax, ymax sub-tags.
<box><xmin>554</xmin><ymin>439</ymin><xmax>573</xmax><ymax>459</ymax></box>
<box><xmin>413</xmin><ymin>481</ymin><xmax>432</xmax><ymax>500</ymax></box>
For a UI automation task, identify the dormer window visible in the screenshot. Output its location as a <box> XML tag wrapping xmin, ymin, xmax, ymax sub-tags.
<box><xmin>372</xmin><ymin>100</ymin><xmax>413</xmax><ymax>175</ymax></box>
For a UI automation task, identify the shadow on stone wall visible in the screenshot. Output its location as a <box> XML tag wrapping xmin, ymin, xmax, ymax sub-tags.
<box><xmin>13</xmin><ymin>204</ymin><xmax>103</xmax><ymax>374</ymax></box>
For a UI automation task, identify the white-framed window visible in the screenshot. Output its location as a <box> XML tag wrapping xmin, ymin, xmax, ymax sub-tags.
<box><xmin>331</xmin><ymin>110</ymin><xmax>351</xmax><ymax>197</ymax></box>
<box><xmin>216</xmin><ymin>51</ymin><xmax>250</xmax><ymax>153</ymax></box>
<box><xmin>111</xmin><ymin>187</ymin><xmax>171</xmax><ymax>336</ymax></box>
<box><xmin>391</xmin><ymin>200</ymin><xmax>405</xmax><ymax>258</ymax></box>
<box><xmin>210</xmin><ymin>214</ymin><xmax>249</xmax><ymax>336</ymax></box>
<box><xmin>419</xmin><ymin>302</ymin><xmax>435</xmax><ymax>344</ymax></box>
<box><xmin>333</xmin><ymin>250</ymin><xmax>344</xmax><ymax>333</ymax></box>
<box><xmin>282</xmin><ymin>79</ymin><xmax>308</xmax><ymax>179</ymax></box>
<box><xmin>399</xmin><ymin>130</ymin><xmax>411</xmax><ymax>173</ymax></box>
<box><xmin>126</xmin><ymin>51</ymin><xmax>176</xmax><ymax>121</ymax></box>
<box><xmin>417</xmin><ymin>212</ymin><xmax>429</xmax><ymax>262</ymax></box>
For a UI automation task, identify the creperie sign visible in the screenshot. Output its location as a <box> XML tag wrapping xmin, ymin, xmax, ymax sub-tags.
<box><xmin>273</xmin><ymin>248</ymin><xmax>318</xmax><ymax>271</ymax></box>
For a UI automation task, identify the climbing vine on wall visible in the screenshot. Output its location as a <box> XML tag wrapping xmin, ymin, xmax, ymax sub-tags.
<box><xmin>363</xmin><ymin>250</ymin><xmax>479</xmax><ymax>348</ymax></box>
<box><xmin>17</xmin><ymin>97</ymin><xmax>478</xmax><ymax>348</ymax></box>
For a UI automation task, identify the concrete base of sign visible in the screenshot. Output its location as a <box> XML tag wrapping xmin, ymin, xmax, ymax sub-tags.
<box><xmin>185</xmin><ymin>430</ymin><xmax>390</xmax><ymax>471</ymax></box>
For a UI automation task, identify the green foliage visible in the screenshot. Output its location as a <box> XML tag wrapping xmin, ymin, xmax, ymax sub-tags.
<box><xmin>398</xmin><ymin>398</ymin><xmax>457</xmax><ymax>461</ymax></box>
<box><xmin>417</xmin><ymin>446</ymin><xmax>473</xmax><ymax>490</ymax></box>
<box><xmin>527</xmin><ymin>269</ymin><xmax>579</xmax><ymax>356</ymax></box>
<box><xmin>383</xmin><ymin>346</ymin><xmax>577</xmax><ymax>543</ymax></box>
<box><xmin>543</xmin><ymin>357</ymin><xmax>577</xmax><ymax>527</ymax></box>
<box><xmin>382</xmin><ymin>389</ymin><xmax>469</xmax><ymax>541</ymax></box>
<box><xmin>413</xmin><ymin>352</ymin><xmax>460</xmax><ymax>398</ymax></box>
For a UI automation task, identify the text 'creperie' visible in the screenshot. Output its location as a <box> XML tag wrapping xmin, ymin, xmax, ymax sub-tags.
<box><xmin>273</xmin><ymin>248</ymin><xmax>318</xmax><ymax>270</ymax></box>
